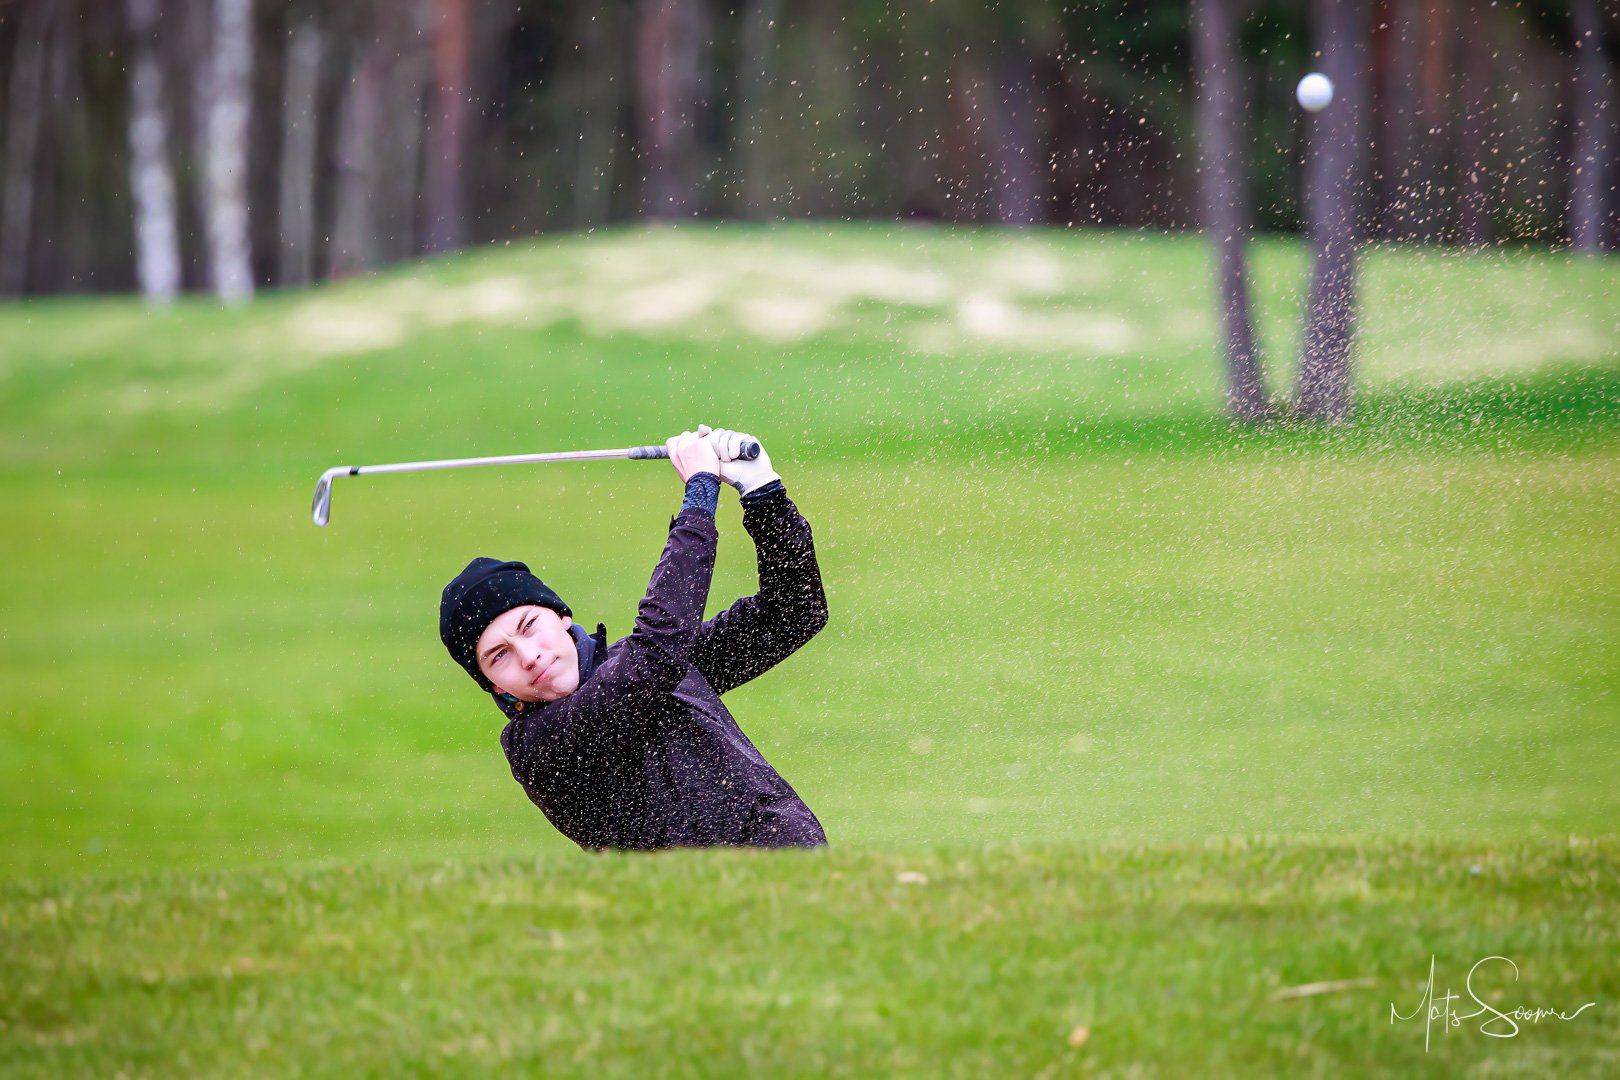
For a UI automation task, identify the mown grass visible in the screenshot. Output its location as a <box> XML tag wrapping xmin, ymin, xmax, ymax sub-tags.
<box><xmin>1</xmin><ymin>225</ymin><xmax>1617</xmax><ymax>1074</ymax></box>
<box><xmin>4</xmin><ymin>841</ymin><xmax>1615</xmax><ymax>1077</ymax></box>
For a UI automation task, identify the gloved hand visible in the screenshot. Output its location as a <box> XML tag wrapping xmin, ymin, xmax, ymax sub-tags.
<box><xmin>709</xmin><ymin>428</ymin><xmax>781</xmax><ymax>495</ymax></box>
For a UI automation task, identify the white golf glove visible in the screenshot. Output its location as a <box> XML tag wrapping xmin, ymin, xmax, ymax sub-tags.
<box><xmin>709</xmin><ymin>428</ymin><xmax>781</xmax><ymax>495</ymax></box>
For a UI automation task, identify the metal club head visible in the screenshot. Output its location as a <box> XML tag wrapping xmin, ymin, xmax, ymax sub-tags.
<box><xmin>311</xmin><ymin>467</ymin><xmax>352</xmax><ymax>528</ymax></box>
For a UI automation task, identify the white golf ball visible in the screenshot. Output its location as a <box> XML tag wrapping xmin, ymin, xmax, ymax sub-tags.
<box><xmin>1296</xmin><ymin>72</ymin><xmax>1334</xmax><ymax>112</ymax></box>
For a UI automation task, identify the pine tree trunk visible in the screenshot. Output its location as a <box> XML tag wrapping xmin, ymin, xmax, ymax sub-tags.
<box><xmin>1394</xmin><ymin>0</ymin><xmax>1453</xmax><ymax>242</ymax></box>
<box><xmin>1296</xmin><ymin>0</ymin><xmax>1370</xmax><ymax>421</ymax></box>
<box><xmin>1455</xmin><ymin>0</ymin><xmax>1493</xmax><ymax>247</ymax></box>
<box><xmin>422</xmin><ymin>0</ymin><xmax>471</xmax><ymax>253</ymax></box>
<box><xmin>573</xmin><ymin>2</ymin><xmax>626</xmax><ymax>228</ymax></box>
<box><xmin>379</xmin><ymin>0</ymin><xmax>431</xmax><ymax>262</ymax></box>
<box><xmin>204</xmin><ymin>0</ymin><xmax>255</xmax><ymax>302</ymax></box>
<box><xmin>637</xmin><ymin>0</ymin><xmax>706</xmax><ymax>219</ymax></box>
<box><xmin>1569</xmin><ymin>0</ymin><xmax>1615</xmax><ymax>251</ymax></box>
<box><xmin>52</xmin><ymin>19</ymin><xmax>98</xmax><ymax>293</ymax></box>
<box><xmin>1192</xmin><ymin>0</ymin><xmax>1268</xmax><ymax>421</ymax></box>
<box><xmin>992</xmin><ymin>47</ymin><xmax>1041</xmax><ymax>225</ymax></box>
<box><xmin>1369</xmin><ymin>0</ymin><xmax>1399</xmax><ymax>238</ymax></box>
<box><xmin>276</xmin><ymin>14</ymin><xmax>321</xmax><ymax>286</ymax></box>
<box><xmin>126</xmin><ymin>0</ymin><xmax>183</xmax><ymax>302</ymax></box>
<box><xmin>736</xmin><ymin>0</ymin><xmax>780</xmax><ymax>220</ymax></box>
<box><xmin>329</xmin><ymin>16</ymin><xmax>392</xmax><ymax>278</ymax></box>
<box><xmin>1</xmin><ymin>1</ymin><xmax>53</xmax><ymax>295</ymax></box>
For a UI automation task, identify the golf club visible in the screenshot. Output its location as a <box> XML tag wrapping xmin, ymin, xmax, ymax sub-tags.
<box><xmin>311</xmin><ymin>439</ymin><xmax>760</xmax><ymax>527</ymax></box>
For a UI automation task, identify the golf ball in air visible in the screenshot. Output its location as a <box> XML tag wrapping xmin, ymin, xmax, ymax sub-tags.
<box><xmin>1296</xmin><ymin>72</ymin><xmax>1334</xmax><ymax>112</ymax></box>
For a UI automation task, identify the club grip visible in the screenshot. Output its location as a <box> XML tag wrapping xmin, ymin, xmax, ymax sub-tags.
<box><xmin>629</xmin><ymin>440</ymin><xmax>760</xmax><ymax>461</ymax></box>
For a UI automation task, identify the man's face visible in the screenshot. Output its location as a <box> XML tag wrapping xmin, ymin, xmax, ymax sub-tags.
<box><xmin>476</xmin><ymin>605</ymin><xmax>580</xmax><ymax>703</ymax></box>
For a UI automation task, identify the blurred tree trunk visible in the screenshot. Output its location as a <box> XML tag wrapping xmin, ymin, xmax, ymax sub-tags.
<box><xmin>329</xmin><ymin>4</ymin><xmax>404</xmax><ymax>278</ymax></box>
<box><xmin>1369</xmin><ymin>0</ymin><xmax>1400</xmax><ymax>237</ymax></box>
<box><xmin>803</xmin><ymin>2</ymin><xmax>859</xmax><ymax>218</ymax></box>
<box><xmin>1296</xmin><ymin>0</ymin><xmax>1370</xmax><ymax>421</ymax></box>
<box><xmin>329</xmin><ymin>37</ymin><xmax>383</xmax><ymax>277</ymax></box>
<box><xmin>636</xmin><ymin>0</ymin><xmax>706</xmax><ymax>219</ymax></box>
<box><xmin>1</xmin><ymin>0</ymin><xmax>53</xmax><ymax>295</ymax></box>
<box><xmin>990</xmin><ymin>46</ymin><xmax>1041</xmax><ymax>225</ymax></box>
<box><xmin>1050</xmin><ymin>64</ymin><xmax>1105</xmax><ymax>226</ymax></box>
<box><xmin>1192</xmin><ymin>0</ymin><xmax>1269</xmax><ymax>421</ymax></box>
<box><xmin>573</xmin><ymin>1</ymin><xmax>625</xmax><ymax>228</ymax></box>
<box><xmin>1382</xmin><ymin>0</ymin><xmax>1416</xmax><ymax>238</ymax></box>
<box><xmin>126</xmin><ymin>0</ymin><xmax>182</xmax><ymax>302</ymax></box>
<box><xmin>1569</xmin><ymin>0</ymin><xmax>1616</xmax><ymax>251</ymax></box>
<box><xmin>69</xmin><ymin>3</ymin><xmax>133</xmax><ymax>292</ymax></box>
<box><xmin>1455</xmin><ymin>0</ymin><xmax>1493</xmax><ymax>247</ymax></box>
<box><xmin>859</xmin><ymin>23</ymin><xmax>917</xmax><ymax>220</ymax></box>
<box><xmin>203</xmin><ymin>0</ymin><xmax>254</xmax><ymax>302</ymax></box>
<box><xmin>939</xmin><ymin>5</ymin><xmax>1051</xmax><ymax>226</ymax></box>
<box><xmin>944</xmin><ymin>65</ymin><xmax>992</xmax><ymax>221</ymax></box>
<box><xmin>897</xmin><ymin>6</ymin><xmax>947</xmax><ymax>219</ymax></box>
<box><xmin>277</xmin><ymin>12</ymin><xmax>322</xmax><ymax>286</ymax></box>
<box><xmin>737</xmin><ymin>0</ymin><xmax>781</xmax><ymax>219</ymax></box>
<box><xmin>1387</xmin><ymin>0</ymin><xmax>1452</xmax><ymax>241</ymax></box>
<box><xmin>36</xmin><ymin>10</ymin><xmax>85</xmax><ymax>291</ymax></box>
<box><xmin>44</xmin><ymin>10</ymin><xmax>87</xmax><ymax>291</ymax></box>
<box><xmin>422</xmin><ymin>0</ymin><xmax>470</xmax><ymax>253</ymax></box>
<box><xmin>169</xmin><ymin>0</ymin><xmax>210</xmax><ymax>290</ymax></box>
<box><xmin>379</xmin><ymin>0</ymin><xmax>431</xmax><ymax>262</ymax></box>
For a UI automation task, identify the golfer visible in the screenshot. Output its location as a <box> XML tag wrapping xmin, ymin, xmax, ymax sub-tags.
<box><xmin>439</xmin><ymin>425</ymin><xmax>829</xmax><ymax>852</ymax></box>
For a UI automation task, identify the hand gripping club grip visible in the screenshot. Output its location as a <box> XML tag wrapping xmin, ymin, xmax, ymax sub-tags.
<box><xmin>628</xmin><ymin>440</ymin><xmax>761</xmax><ymax>461</ymax></box>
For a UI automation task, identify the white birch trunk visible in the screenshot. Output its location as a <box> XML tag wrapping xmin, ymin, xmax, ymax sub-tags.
<box><xmin>126</xmin><ymin>0</ymin><xmax>182</xmax><ymax>302</ymax></box>
<box><xmin>205</xmin><ymin>0</ymin><xmax>254</xmax><ymax>303</ymax></box>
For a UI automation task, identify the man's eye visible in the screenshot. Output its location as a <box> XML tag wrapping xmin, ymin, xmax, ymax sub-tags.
<box><xmin>523</xmin><ymin>618</ymin><xmax>536</xmax><ymax>633</ymax></box>
<box><xmin>493</xmin><ymin>649</ymin><xmax>507</xmax><ymax>663</ymax></box>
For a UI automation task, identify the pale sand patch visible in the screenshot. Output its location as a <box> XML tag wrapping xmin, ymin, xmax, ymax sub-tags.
<box><xmin>108</xmin><ymin>234</ymin><xmax>1157</xmax><ymax>419</ymax></box>
<box><xmin>426</xmin><ymin>276</ymin><xmax>537</xmax><ymax>325</ymax></box>
<box><xmin>582</xmin><ymin>241</ymin><xmax>954</xmax><ymax>314</ymax></box>
<box><xmin>106</xmin><ymin>231</ymin><xmax>1486</xmax><ymax>418</ymax></box>
<box><xmin>1364</xmin><ymin>323</ymin><xmax>1612</xmax><ymax>384</ymax></box>
<box><xmin>735</xmin><ymin>295</ymin><xmax>834</xmax><ymax>341</ymax></box>
<box><xmin>776</xmin><ymin>254</ymin><xmax>951</xmax><ymax>306</ymax></box>
<box><xmin>912</xmin><ymin>301</ymin><xmax>1136</xmax><ymax>354</ymax></box>
<box><xmin>989</xmin><ymin>250</ymin><xmax>1066</xmax><ymax>293</ymax></box>
<box><xmin>286</xmin><ymin>302</ymin><xmax>407</xmax><ymax>357</ymax></box>
<box><xmin>608</xmin><ymin>276</ymin><xmax>717</xmax><ymax>332</ymax></box>
<box><xmin>581</xmin><ymin>239</ymin><xmax>692</xmax><ymax>287</ymax></box>
<box><xmin>958</xmin><ymin>293</ymin><xmax>1018</xmax><ymax>337</ymax></box>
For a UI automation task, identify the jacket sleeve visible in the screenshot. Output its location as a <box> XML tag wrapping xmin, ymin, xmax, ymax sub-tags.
<box><xmin>689</xmin><ymin>487</ymin><xmax>828</xmax><ymax>696</ymax></box>
<box><xmin>503</xmin><ymin>508</ymin><xmax>717</xmax><ymax>765</ymax></box>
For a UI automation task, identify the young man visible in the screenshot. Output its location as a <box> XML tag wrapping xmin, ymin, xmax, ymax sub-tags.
<box><xmin>439</xmin><ymin>426</ymin><xmax>829</xmax><ymax>852</ymax></box>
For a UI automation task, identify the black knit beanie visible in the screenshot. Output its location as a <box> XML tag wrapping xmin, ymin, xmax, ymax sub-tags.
<box><xmin>440</xmin><ymin>557</ymin><xmax>571</xmax><ymax>690</ymax></box>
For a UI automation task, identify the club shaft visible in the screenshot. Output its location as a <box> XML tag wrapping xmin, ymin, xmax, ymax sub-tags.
<box><xmin>354</xmin><ymin>446</ymin><xmax>664</xmax><ymax>477</ymax></box>
<box><xmin>311</xmin><ymin>439</ymin><xmax>759</xmax><ymax>526</ymax></box>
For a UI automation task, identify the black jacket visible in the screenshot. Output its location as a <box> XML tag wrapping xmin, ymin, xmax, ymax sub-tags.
<box><xmin>495</xmin><ymin>486</ymin><xmax>829</xmax><ymax>851</ymax></box>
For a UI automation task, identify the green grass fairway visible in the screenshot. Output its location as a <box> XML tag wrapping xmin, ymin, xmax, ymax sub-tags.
<box><xmin>2</xmin><ymin>226</ymin><xmax>1617</xmax><ymax>1074</ymax></box>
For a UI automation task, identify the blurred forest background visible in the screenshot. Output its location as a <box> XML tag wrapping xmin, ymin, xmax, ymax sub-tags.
<box><xmin>0</xmin><ymin>0</ymin><xmax>1615</xmax><ymax>302</ymax></box>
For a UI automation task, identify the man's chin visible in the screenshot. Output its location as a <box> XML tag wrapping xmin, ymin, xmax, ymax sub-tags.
<box><xmin>542</xmin><ymin>680</ymin><xmax>580</xmax><ymax>703</ymax></box>
<box><xmin>507</xmin><ymin>682</ymin><xmax>577</xmax><ymax>704</ymax></box>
